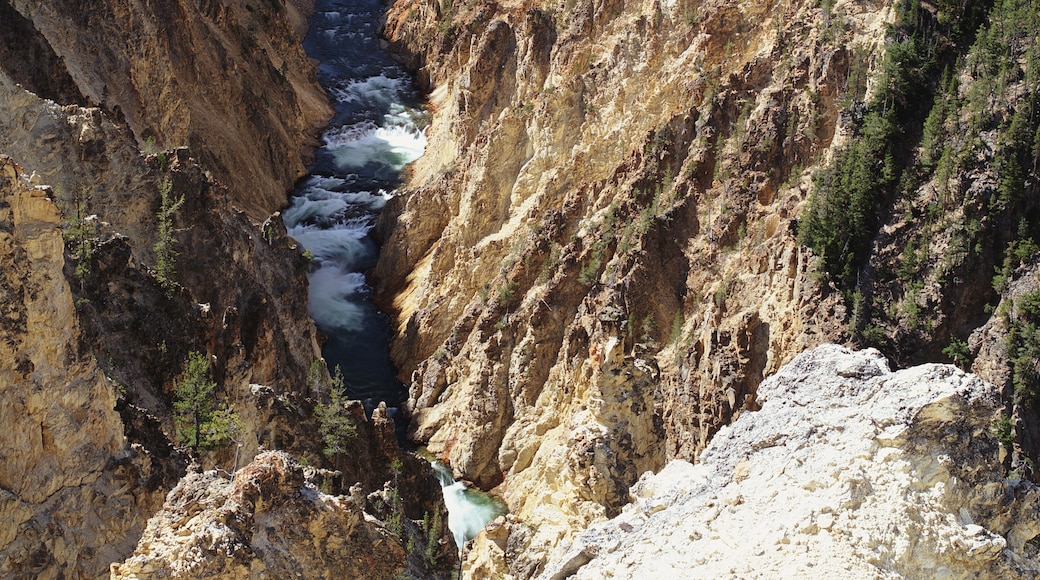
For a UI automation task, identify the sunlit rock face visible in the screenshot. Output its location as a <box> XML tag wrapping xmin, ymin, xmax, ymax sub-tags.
<box><xmin>374</xmin><ymin>0</ymin><xmax>877</xmax><ymax>571</ymax></box>
<box><xmin>539</xmin><ymin>345</ymin><xmax>1040</xmax><ymax>579</ymax></box>
<box><xmin>372</xmin><ymin>0</ymin><xmax>1040</xmax><ymax>572</ymax></box>
<box><xmin>0</xmin><ymin>156</ymin><xmax>171</xmax><ymax>579</ymax></box>
<box><xmin>111</xmin><ymin>451</ymin><xmax>410</xmax><ymax>580</ymax></box>
<box><xmin>0</xmin><ymin>71</ymin><xmax>327</xmax><ymax>576</ymax></box>
<box><xmin>0</xmin><ymin>2</ymin><xmax>336</xmax><ymax>577</ymax></box>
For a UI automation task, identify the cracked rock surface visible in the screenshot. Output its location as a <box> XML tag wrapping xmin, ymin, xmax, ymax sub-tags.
<box><xmin>539</xmin><ymin>344</ymin><xmax>1040</xmax><ymax>579</ymax></box>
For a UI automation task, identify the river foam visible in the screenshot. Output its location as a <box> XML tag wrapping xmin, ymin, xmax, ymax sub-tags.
<box><xmin>286</xmin><ymin>0</ymin><xmax>426</xmax><ymax>405</ymax></box>
<box><xmin>433</xmin><ymin>461</ymin><xmax>508</xmax><ymax>553</ymax></box>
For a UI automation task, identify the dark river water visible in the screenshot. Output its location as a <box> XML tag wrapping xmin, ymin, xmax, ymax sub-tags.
<box><xmin>283</xmin><ymin>0</ymin><xmax>425</xmax><ymax>412</ymax></box>
<box><xmin>285</xmin><ymin>0</ymin><xmax>507</xmax><ymax>548</ymax></box>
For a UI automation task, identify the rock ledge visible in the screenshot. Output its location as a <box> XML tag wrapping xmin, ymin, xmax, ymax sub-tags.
<box><xmin>540</xmin><ymin>344</ymin><xmax>1040</xmax><ymax>579</ymax></box>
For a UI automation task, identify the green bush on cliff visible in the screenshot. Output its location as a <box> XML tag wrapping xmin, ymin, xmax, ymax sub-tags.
<box><xmin>799</xmin><ymin>110</ymin><xmax>897</xmax><ymax>293</ymax></box>
<box><xmin>799</xmin><ymin>0</ymin><xmax>1015</xmax><ymax>325</ymax></box>
<box><xmin>1008</xmin><ymin>290</ymin><xmax>1040</xmax><ymax>408</ymax></box>
<box><xmin>154</xmin><ymin>176</ymin><xmax>184</xmax><ymax>291</ymax></box>
<box><xmin>62</xmin><ymin>186</ymin><xmax>98</xmax><ymax>280</ymax></box>
<box><xmin>800</xmin><ymin>0</ymin><xmax>942</xmax><ymax>297</ymax></box>
<box><xmin>310</xmin><ymin>362</ymin><xmax>357</xmax><ymax>462</ymax></box>
<box><xmin>174</xmin><ymin>351</ymin><xmax>241</xmax><ymax>452</ymax></box>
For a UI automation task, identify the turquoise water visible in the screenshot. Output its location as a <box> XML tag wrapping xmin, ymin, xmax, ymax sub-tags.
<box><xmin>432</xmin><ymin>461</ymin><xmax>509</xmax><ymax>552</ymax></box>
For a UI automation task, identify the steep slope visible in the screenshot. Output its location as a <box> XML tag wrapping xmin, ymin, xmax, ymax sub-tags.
<box><xmin>0</xmin><ymin>3</ymin><xmax>376</xmax><ymax>577</ymax></box>
<box><xmin>0</xmin><ymin>57</ymin><xmax>322</xmax><ymax>483</ymax></box>
<box><xmin>4</xmin><ymin>0</ymin><xmax>331</xmax><ymax>218</ymax></box>
<box><xmin>374</xmin><ymin>0</ymin><xmax>1040</xmax><ymax>574</ymax></box>
<box><xmin>112</xmin><ymin>451</ymin><xmax>449</xmax><ymax>580</ymax></box>
<box><xmin>0</xmin><ymin>156</ymin><xmax>170</xmax><ymax>578</ymax></box>
<box><xmin>376</xmin><ymin>0</ymin><xmax>876</xmax><ymax>571</ymax></box>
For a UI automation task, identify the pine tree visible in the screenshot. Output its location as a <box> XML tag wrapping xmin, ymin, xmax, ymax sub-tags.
<box><xmin>174</xmin><ymin>351</ymin><xmax>240</xmax><ymax>451</ymax></box>
<box><xmin>314</xmin><ymin>365</ymin><xmax>357</xmax><ymax>464</ymax></box>
<box><xmin>154</xmin><ymin>176</ymin><xmax>184</xmax><ymax>292</ymax></box>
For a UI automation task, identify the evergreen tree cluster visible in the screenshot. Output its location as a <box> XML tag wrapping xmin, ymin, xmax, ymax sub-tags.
<box><xmin>173</xmin><ymin>351</ymin><xmax>241</xmax><ymax>452</ymax></box>
<box><xmin>801</xmin><ymin>0</ymin><xmax>1040</xmax><ymax>323</ymax></box>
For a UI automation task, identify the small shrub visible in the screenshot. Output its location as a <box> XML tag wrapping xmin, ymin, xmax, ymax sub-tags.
<box><xmin>497</xmin><ymin>280</ymin><xmax>518</xmax><ymax>304</ymax></box>
<box><xmin>538</xmin><ymin>242</ymin><xmax>562</xmax><ymax>283</ymax></box>
<box><xmin>154</xmin><ymin>177</ymin><xmax>184</xmax><ymax>291</ymax></box>
<box><xmin>942</xmin><ymin>337</ymin><xmax>972</xmax><ymax>369</ymax></box>
<box><xmin>1007</xmin><ymin>291</ymin><xmax>1040</xmax><ymax>407</ymax></box>
<box><xmin>993</xmin><ymin>415</ymin><xmax>1014</xmax><ymax>450</ymax></box>
<box><xmin>579</xmin><ymin>249</ymin><xmax>602</xmax><ymax>286</ymax></box>
<box><xmin>315</xmin><ymin>366</ymin><xmax>357</xmax><ymax>461</ymax></box>
<box><xmin>422</xmin><ymin>510</ymin><xmax>442</xmax><ymax>566</ymax></box>
<box><xmin>713</xmin><ymin>274</ymin><xmax>735</xmax><ymax>310</ymax></box>
<box><xmin>668</xmin><ymin>309</ymin><xmax>685</xmax><ymax>345</ymax></box>
<box><xmin>62</xmin><ymin>186</ymin><xmax>98</xmax><ymax>279</ymax></box>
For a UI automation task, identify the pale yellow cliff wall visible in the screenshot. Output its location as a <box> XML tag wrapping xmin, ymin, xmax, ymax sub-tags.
<box><xmin>0</xmin><ymin>156</ymin><xmax>169</xmax><ymax>578</ymax></box>
<box><xmin>0</xmin><ymin>2</ymin><xmax>335</xmax><ymax>576</ymax></box>
<box><xmin>375</xmin><ymin>0</ymin><xmax>894</xmax><ymax>572</ymax></box>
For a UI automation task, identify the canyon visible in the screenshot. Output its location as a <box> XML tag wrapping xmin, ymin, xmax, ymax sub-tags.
<box><xmin>374</xmin><ymin>0</ymin><xmax>1040</xmax><ymax>574</ymax></box>
<box><xmin>0</xmin><ymin>0</ymin><xmax>448</xmax><ymax>577</ymax></box>
<box><xmin>0</xmin><ymin>0</ymin><xmax>1038</xmax><ymax>578</ymax></box>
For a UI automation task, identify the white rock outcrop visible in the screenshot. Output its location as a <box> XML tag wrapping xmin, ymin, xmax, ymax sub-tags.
<box><xmin>538</xmin><ymin>344</ymin><xmax>1040</xmax><ymax>579</ymax></box>
<box><xmin>111</xmin><ymin>451</ymin><xmax>408</xmax><ymax>580</ymax></box>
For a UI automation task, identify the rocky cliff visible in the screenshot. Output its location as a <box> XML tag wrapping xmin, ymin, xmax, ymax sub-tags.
<box><xmin>376</xmin><ymin>0</ymin><xmax>873</xmax><ymax>571</ymax></box>
<box><xmin>3</xmin><ymin>0</ymin><xmax>331</xmax><ymax>218</ymax></box>
<box><xmin>110</xmin><ymin>451</ymin><xmax>418</xmax><ymax>580</ymax></box>
<box><xmin>374</xmin><ymin>0</ymin><xmax>1040</xmax><ymax>575</ymax></box>
<box><xmin>0</xmin><ymin>1</ymin><xmax>401</xmax><ymax>577</ymax></box>
<box><xmin>0</xmin><ymin>155</ymin><xmax>170</xmax><ymax>579</ymax></box>
<box><xmin>537</xmin><ymin>345</ymin><xmax>1040</xmax><ymax>579</ymax></box>
<box><xmin>3</xmin><ymin>0</ymin><xmax>1039</xmax><ymax>576</ymax></box>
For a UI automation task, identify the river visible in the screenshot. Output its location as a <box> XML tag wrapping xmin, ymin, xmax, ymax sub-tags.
<box><xmin>282</xmin><ymin>0</ymin><xmax>424</xmax><ymax>414</ymax></box>
<box><xmin>283</xmin><ymin>0</ymin><xmax>506</xmax><ymax>552</ymax></box>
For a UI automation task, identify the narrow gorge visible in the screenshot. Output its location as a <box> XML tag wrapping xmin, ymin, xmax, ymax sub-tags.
<box><xmin>2</xmin><ymin>0</ymin><xmax>1040</xmax><ymax>578</ymax></box>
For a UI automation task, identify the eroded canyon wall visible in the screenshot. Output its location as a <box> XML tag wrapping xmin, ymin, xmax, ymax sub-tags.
<box><xmin>4</xmin><ymin>0</ymin><xmax>331</xmax><ymax>219</ymax></box>
<box><xmin>0</xmin><ymin>0</ymin><xmax>465</xmax><ymax>576</ymax></box>
<box><xmin>377</xmin><ymin>0</ymin><xmax>871</xmax><ymax>571</ymax></box>
<box><xmin>0</xmin><ymin>156</ymin><xmax>168</xmax><ymax>578</ymax></box>
<box><xmin>0</xmin><ymin>2</ymin><xmax>350</xmax><ymax>577</ymax></box>
<box><xmin>376</xmin><ymin>0</ymin><xmax>1040</xmax><ymax>574</ymax></box>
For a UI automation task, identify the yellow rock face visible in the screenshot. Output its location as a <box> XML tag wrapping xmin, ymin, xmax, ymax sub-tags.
<box><xmin>0</xmin><ymin>4</ymin><xmax>333</xmax><ymax>571</ymax></box>
<box><xmin>0</xmin><ymin>156</ymin><xmax>167</xmax><ymax>578</ymax></box>
<box><xmin>375</xmin><ymin>0</ymin><xmax>894</xmax><ymax>572</ymax></box>
<box><xmin>4</xmin><ymin>0</ymin><xmax>332</xmax><ymax>219</ymax></box>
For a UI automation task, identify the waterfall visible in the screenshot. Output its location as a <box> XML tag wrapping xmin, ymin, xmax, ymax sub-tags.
<box><xmin>431</xmin><ymin>461</ymin><xmax>509</xmax><ymax>553</ymax></box>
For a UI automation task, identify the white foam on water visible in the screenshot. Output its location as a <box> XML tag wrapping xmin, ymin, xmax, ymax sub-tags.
<box><xmin>283</xmin><ymin>179</ymin><xmax>388</xmax><ymax>228</ymax></box>
<box><xmin>288</xmin><ymin>8</ymin><xmax>431</xmax><ymax>369</ymax></box>
<box><xmin>307</xmin><ymin>264</ymin><xmax>367</xmax><ymax>330</ymax></box>
<box><xmin>287</xmin><ymin>218</ymin><xmax>372</xmax><ymax>268</ymax></box>
<box><xmin>431</xmin><ymin>461</ymin><xmax>508</xmax><ymax>553</ymax></box>
<box><xmin>323</xmin><ymin>120</ymin><xmax>378</xmax><ymax>147</ymax></box>
<box><xmin>330</xmin><ymin>73</ymin><xmax>409</xmax><ymax>106</ymax></box>
<box><xmin>284</xmin><ymin>196</ymin><xmax>349</xmax><ymax>226</ymax></box>
<box><xmin>323</xmin><ymin>121</ymin><xmax>427</xmax><ymax>171</ymax></box>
